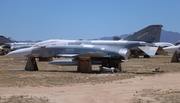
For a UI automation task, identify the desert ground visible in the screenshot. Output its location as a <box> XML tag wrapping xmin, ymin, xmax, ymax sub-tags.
<box><xmin>0</xmin><ymin>54</ymin><xmax>180</xmax><ymax>103</ymax></box>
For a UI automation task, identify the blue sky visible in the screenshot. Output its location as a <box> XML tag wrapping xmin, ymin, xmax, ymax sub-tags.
<box><xmin>0</xmin><ymin>0</ymin><xmax>180</xmax><ymax>41</ymax></box>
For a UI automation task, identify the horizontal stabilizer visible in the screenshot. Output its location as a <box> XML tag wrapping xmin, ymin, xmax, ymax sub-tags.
<box><xmin>138</xmin><ymin>46</ymin><xmax>158</xmax><ymax>56</ymax></box>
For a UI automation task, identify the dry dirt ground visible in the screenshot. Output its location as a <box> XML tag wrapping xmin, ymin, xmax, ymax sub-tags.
<box><xmin>0</xmin><ymin>55</ymin><xmax>180</xmax><ymax>103</ymax></box>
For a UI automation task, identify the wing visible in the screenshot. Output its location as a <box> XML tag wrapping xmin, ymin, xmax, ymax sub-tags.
<box><xmin>138</xmin><ymin>46</ymin><xmax>158</xmax><ymax>56</ymax></box>
<box><xmin>137</xmin><ymin>46</ymin><xmax>166</xmax><ymax>56</ymax></box>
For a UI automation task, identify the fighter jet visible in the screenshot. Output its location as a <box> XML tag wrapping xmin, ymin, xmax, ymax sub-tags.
<box><xmin>0</xmin><ymin>35</ymin><xmax>36</xmax><ymax>55</ymax></box>
<box><xmin>0</xmin><ymin>35</ymin><xmax>16</xmax><ymax>54</ymax></box>
<box><xmin>6</xmin><ymin>24</ymin><xmax>163</xmax><ymax>72</ymax></box>
<box><xmin>153</xmin><ymin>42</ymin><xmax>174</xmax><ymax>48</ymax></box>
<box><xmin>163</xmin><ymin>45</ymin><xmax>180</xmax><ymax>53</ymax></box>
<box><xmin>6</xmin><ymin>42</ymin><xmax>35</xmax><ymax>51</ymax></box>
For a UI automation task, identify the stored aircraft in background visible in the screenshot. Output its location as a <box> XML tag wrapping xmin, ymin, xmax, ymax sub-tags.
<box><xmin>153</xmin><ymin>42</ymin><xmax>174</xmax><ymax>48</ymax></box>
<box><xmin>163</xmin><ymin>40</ymin><xmax>180</xmax><ymax>53</ymax></box>
<box><xmin>7</xmin><ymin>24</ymin><xmax>164</xmax><ymax>71</ymax></box>
<box><xmin>0</xmin><ymin>35</ymin><xmax>35</xmax><ymax>55</ymax></box>
<box><xmin>174</xmin><ymin>40</ymin><xmax>180</xmax><ymax>45</ymax></box>
<box><xmin>0</xmin><ymin>35</ymin><xmax>16</xmax><ymax>54</ymax></box>
<box><xmin>163</xmin><ymin>44</ymin><xmax>180</xmax><ymax>53</ymax></box>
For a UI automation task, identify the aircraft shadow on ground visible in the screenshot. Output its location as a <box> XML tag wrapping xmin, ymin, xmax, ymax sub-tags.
<box><xmin>8</xmin><ymin>69</ymin><xmax>164</xmax><ymax>74</ymax></box>
<box><xmin>39</xmin><ymin>70</ymin><xmax>101</xmax><ymax>74</ymax></box>
<box><xmin>8</xmin><ymin>69</ymin><xmax>26</xmax><ymax>72</ymax></box>
<box><xmin>122</xmin><ymin>71</ymin><xmax>164</xmax><ymax>74</ymax></box>
<box><xmin>8</xmin><ymin>69</ymin><xmax>115</xmax><ymax>74</ymax></box>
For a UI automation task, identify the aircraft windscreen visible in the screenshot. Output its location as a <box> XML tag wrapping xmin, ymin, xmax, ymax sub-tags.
<box><xmin>32</xmin><ymin>40</ymin><xmax>59</xmax><ymax>47</ymax></box>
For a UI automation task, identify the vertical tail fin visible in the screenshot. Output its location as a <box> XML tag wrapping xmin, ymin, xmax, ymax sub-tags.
<box><xmin>123</xmin><ymin>25</ymin><xmax>163</xmax><ymax>42</ymax></box>
<box><xmin>0</xmin><ymin>36</ymin><xmax>15</xmax><ymax>45</ymax></box>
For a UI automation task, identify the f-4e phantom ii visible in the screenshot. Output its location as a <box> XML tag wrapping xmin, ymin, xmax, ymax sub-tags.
<box><xmin>7</xmin><ymin>24</ymin><xmax>163</xmax><ymax>72</ymax></box>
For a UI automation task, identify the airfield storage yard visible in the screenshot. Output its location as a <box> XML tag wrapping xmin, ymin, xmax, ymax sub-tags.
<box><xmin>0</xmin><ymin>55</ymin><xmax>180</xmax><ymax>103</ymax></box>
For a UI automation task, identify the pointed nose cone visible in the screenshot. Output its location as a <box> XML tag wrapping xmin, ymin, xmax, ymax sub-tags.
<box><xmin>163</xmin><ymin>46</ymin><xmax>179</xmax><ymax>53</ymax></box>
<box><xmin>6</xmin><ymin>48</ymin><xmax>32</xmax><ymax>58</ymax></box>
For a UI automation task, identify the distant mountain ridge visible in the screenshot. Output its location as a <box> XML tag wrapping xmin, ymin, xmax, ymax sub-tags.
<box><xmin>160</xmin><ymin>30</ymin><xmax>180</xmax><ymax>43</ymax></box>
<box><xmin>17</xmin><ymin>29</ymin><xmax>180</xmax><ymax>43</ymax></box>
<box><xmin>98</xmin><ymin>29</ymin><xmax>180</xmax><ymax>43</ymax></box>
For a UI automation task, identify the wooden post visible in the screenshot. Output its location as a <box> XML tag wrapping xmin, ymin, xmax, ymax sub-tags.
<box><xmin>171</xmin><ymin>51</ymin><xmax>179</xmax><ymax>62</ymax></box>
<box><xmin>133</xmin><ymin>51</ymin><xmax>139</xmax><ymax>58</ymax></box>
<box><xmin>25</xmin><ymin>57</ymin><xmax>38</xmax><ymax>71</ymax></box>
<box><xmin>117</xmin><ymin>62</ymin><xmax>122</xmax><ymax>72</ymax></box>
<box><xmin>77</xmin><ymin>57</ymin><xmax>92</xmax><ymax>73</ymax></box>
<box><xmin>101</xmin><ymin>59</ymin><xmax>108</xmax><ymax>67</ymax></box>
